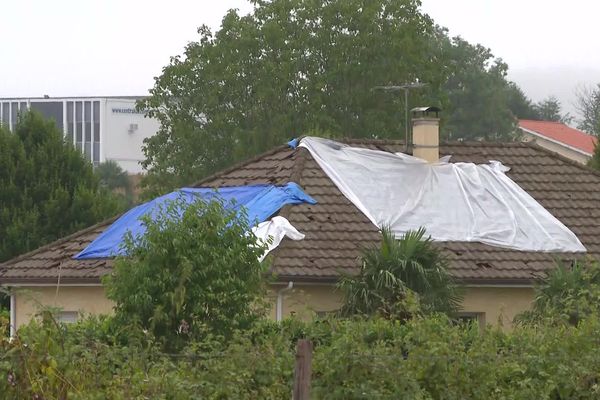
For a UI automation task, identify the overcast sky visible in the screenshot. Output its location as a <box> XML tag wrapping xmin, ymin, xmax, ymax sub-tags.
<box><xmin>2</xmin><ymin>0</ymin><xmax>599</xmax><ymax>116</ymax></box>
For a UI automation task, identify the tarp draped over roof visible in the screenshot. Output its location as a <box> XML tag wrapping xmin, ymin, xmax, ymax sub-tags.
<box><xmin>75</xmin><ymin>183</ymin><xmax>317</xmax><ymax>259</ymax></box>
<box><xmin>299</xmin><ymin>136</ymin><xmax>586</xmax><ymax>253</ymax></box>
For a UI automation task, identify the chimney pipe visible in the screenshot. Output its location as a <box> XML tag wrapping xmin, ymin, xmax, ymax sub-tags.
<box><xmin>411</xmin><ymin>106</ymin><xmax>440</xmax><ymax>163</ymax></box>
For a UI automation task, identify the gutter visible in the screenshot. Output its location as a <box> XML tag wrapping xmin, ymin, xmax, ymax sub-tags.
<box><xmin>275</xmin><ymin>281</ymin><xmax>294</xmax><ymax>322</ymax></box>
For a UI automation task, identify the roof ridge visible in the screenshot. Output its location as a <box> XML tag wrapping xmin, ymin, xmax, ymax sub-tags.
<box><xmin>336</xmin><ymin>136</ymin><xmax>531</xmax><ymax>148</ymax></box>
<box><xmin>191</xmin><ymin>144</ymin><xmax>290</xmax><ymax>187</ymax></box>
<box><xmin>520</xmin><ymin>119</ymin><xmax>565</xmax><ymax>124</ymax></box>
<box><xmin>441</xmin><ymin>140</ymin><xmax>530</xmax><ymax>147</ymax></box>
<box><xmin>0</xmin><ymin>215</ymin><xmax>119</xmax><ymax>268</ymax></box>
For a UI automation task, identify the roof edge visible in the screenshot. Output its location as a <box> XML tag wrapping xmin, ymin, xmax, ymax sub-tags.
<box><xmin>273</xmin><ymin>274</ymin><xmax>540</xmax><ymax>286</ymax></box>
<box><xmin>0</xmin><ymin>216</ymin><xmax>119</xmax><ymax>268</ymax></box>
<box><xmin>519</xmin><ymin>126</ymin><xmax>593</xmax><ymax>157</ymax></box>
<box><xmin>0</xmin><ymin>277</ymin><xmax>103</xmax><ymax>286</ymax></box>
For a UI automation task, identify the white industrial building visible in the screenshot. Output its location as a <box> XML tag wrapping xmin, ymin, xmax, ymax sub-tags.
<box><xmin>0</xmin><ymin>96</ymin><xmax>160</xmax><ymax>173</ymax></box>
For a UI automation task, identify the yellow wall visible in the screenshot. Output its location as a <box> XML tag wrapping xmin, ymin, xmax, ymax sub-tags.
<box><xmin>267</xmin><ymin>284</ymin><xmax>344</xmax><ymax>320</ymax></box>
<box><xmin>521</xmin><ymin>131</ymin><xmax>591</xmax><ymax>164</ymax></box>
<box><xmin>268</xmin><ymin>283</ymin><xmax>534</xmax><ymax>329</ymax></box>
<box><xmin>413</xmin><ymin>118</ymin><xmax>440</xmax><ymax>163</ymax></box>
<box><xmin>13</xmin><ymin>286</ymin><xmax>114</xmax><ymax>330</ymax></box>
<box><xmin>460</xmin><ymin>286</ymin><xmax>535</xmax><ymax>330</ymax></box>
<box><xmin>12</xmin><ymin>284</ymin><xmax>534</xmax><ymax>331</ymax></box>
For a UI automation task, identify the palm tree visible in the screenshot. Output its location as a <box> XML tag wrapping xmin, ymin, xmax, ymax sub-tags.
<box><xmin>338</xmin><ymin>227</ymin><xmax>462</xmax><ymax>318</ymax></box>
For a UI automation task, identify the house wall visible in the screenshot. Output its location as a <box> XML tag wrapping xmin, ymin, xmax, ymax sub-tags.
<box><xmin>102</xmin><ymin>99</ymin><xmax>161</xmax><ymax>174</ymax></box>
<box><xmin>460</xmin><ymin>286</ymin><xmax>535</xmax><ymax>329</ymax></box>
<box><xmin>13</xmin><ymin>286</ymin><xmax>114</xmax><ymax>330</ymax></box>
<box><xmin>268</xmin><ymin>284</ymin><xmax>534</xmax><ymax>329</ymax></box>
<box><xmin>521</xmin><ymin>131</ymin><xmax>590</xmax><ymax>164</ymax></box>
<box><xmin>12</xmin><ymin>284</ymin><xmax>534</xmax><ymax>331</ymax></box>
<box><xmin>267</xmin><ymin>284</ymin><xmax>344</xmax><ymax>320</ymax></box>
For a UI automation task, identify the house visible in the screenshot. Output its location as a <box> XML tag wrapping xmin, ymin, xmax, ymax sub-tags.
<box><xmin>0</xmin><ymin>96</ymin><xmax>160</xmax><ymax>173</ymax></box>
<box><xmin>2</xmin><ymin>112</ymin><xmax>600</xmax><ymax>334</ymax></box>
<box><xmin>518</xmin><ymin>119</ymin><xmax>597</xmax><ymax>164</ymax></box>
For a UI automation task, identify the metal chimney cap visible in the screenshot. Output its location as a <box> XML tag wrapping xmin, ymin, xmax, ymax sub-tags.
<box><xmin>411</xmin><ymin>106</ymin><xmax>441</xmax><ymax>113</ymax></box>
<box><xmin>411</xmin><ymin>106</ymin><xmax>441</xmax><ymax>119</ymax></box>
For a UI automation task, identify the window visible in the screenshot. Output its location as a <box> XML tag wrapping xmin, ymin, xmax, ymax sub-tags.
<box><xmin>57</xmin><ymin>311</ymin><xmax>79</xmax><ymax>324</ymax></box>
<box><xmin>10</xmin><ymin>102</ymin><xmax>18</xmax><ymax>130</ymax></box>
<box><xmin>30</xmin><ymin>101</ymin><xmax>64</xmax><ymax>131</ymax></box>
<box><xmin>93</xmin><ymin>101</ymin><xmax>100</xmax><ymax>141</ymax></box>
<box><xmin>93</xmin><ymin>101</ymin><xmax>100</xmax><ymax>164</ymax></box>
<box><xmin>84</xmin><ymin>101</ymin><xmax>91</xmax><ymax>141</ymax></box>
<box><xmin>84</xmin><ymin>101</ymin><xmax>92</xmax><ymax>161</ymax></box>
<box><xmin>454</xmin><ymin>312</ymin><xmax>485</xmax><ymax>330</ymax></box>
<box><xmin>66</xmin><ymin>102</ymin><xmax>74</xmax><ymax>143</ymax></box>
<box><xmin>0</xmin><ymin>102</ymin><xmax>8</xmax><ymax>126</ymax></box>
<box><xmin>76</xmin><ymin>102</ymin><xmax>83</xmax><ymax>149</ymax></box>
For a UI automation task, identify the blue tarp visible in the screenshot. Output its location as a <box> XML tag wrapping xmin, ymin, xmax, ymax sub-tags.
<box><xmin>287</xmin><ymin>138</ymin><xmax>299</xmax><ymax>149</ymax></box>
<box><xmin>75</xmin><ymin>183</ymin><xmax>316</xmax><ymax>259</ymax></box>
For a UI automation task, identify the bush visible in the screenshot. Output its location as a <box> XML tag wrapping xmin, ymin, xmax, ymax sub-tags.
<box><xmin>104</xmin><ymin>197</ymin><xmax>269</xmax><ymax>351</ymax></box>
<box><xmin>3</xmin><ymin>313</ymin><xmax>600</xmax><ymax>399</ymax></box>
<box><xmin>516</xmin><ymin>258</ymin><xmax>600</xmax><ymax>326</ymax></box>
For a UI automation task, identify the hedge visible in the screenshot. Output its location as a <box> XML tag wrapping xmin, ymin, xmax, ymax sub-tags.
<box><xmin>2</xmin><ymin>313</ymin><xmax>600</xmax><ymax>399</ymax></box>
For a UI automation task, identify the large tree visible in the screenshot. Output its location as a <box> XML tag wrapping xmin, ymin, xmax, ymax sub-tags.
<box><xmin>575</xmin><ymin>84</ymin><xmax>600</xmax><ymax>135</ymax></box>
<box><xmin>505</xmin><ymin>82</ymin><xmax>540</xmax><ymax>120</ymax></box>
<box><xmin>533</xmin><ymin>96</ymin><xmax>572</xmax><ymax>124</ymax></box>
<box><xmin>588</xmin><ymin>142</ymin><xmax>600</xmax><ymax>171</ymax></box>
<box><xmin>140</xmin><ymin>0</ymin><xmax>522</xmax><ymax>196</ymax></box>
<box><xmin>440</xmin><ymin>35</ymin><xmax>517</xmax><ymax>140</ymax></box>
<box><xmin>0</xmin><ymin>111</ymin><xmax>125</xmax><ymax>263</ymax></box>
<box><xmin>95</xmin><ymin>160</ymin><xmax>134</xmax><ymax>206</ymax></box>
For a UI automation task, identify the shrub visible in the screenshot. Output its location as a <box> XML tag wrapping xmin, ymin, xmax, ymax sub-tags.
<box><xmin>516</xmin><ymin>258</ymin><xmax>600</xmax><ymax>326</ymax></box>
<box><xmin>4</xmin><ymin>313</ymin><xmax>600</xmax><ymax>399</ymax></box>
<box><xmin>104</xmin><ymin>197</ymin><xmax>269</xmax><ymax>351</ymax></box>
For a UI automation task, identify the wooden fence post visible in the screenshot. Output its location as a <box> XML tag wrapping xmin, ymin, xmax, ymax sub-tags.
<box><xmin>293</xmin><ymin>339</ymin><xmax>312</xmax><ymax>400</ymax></box>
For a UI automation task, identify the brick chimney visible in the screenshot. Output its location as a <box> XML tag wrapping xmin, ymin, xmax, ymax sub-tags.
<box><xmin>411</xmin><ymin>106</ymin><xmax>440</xmax><ymax>163</ymax></box>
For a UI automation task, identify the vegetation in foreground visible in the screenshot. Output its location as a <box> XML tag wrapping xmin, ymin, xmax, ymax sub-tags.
<box><xmin>3</xmin><ymin>309</ymin><xmax>600</xmax><ymax>399</ymax></box>
<box><xmin>2</xmin><ymin>199</ymin><xmax>600</xmax><ymax>399</ymax></box>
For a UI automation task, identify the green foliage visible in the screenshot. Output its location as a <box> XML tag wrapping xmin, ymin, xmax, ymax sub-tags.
<box><xmin>440</xmin><ymin>34</ymin><xmax>517</xmax><ymax>141</ymax></box>
<box><xmin>576</xmin><ymin>83</ymin><xmax>600</xmax><ymax>135</ymax></box>
<box><xmin>533</xmin><ymin>96</ymin><xmax>573</xmax><ymax>124</ymax></box>
<box><xmin>5</xmin><ymin>312</ymin><xmax>600</xmax><ymax>399</ymax></box>
<box><xmin>104</xmin><ymin>197</ymin><xmax>269</xmax><ymax>350</ymax></box>
<box><xmin>0</xmin><ymin>111</ymin><xmax>125</xmax><ymax>263</ymax></box>
<box><xmin>505</xmin><ymin>81</ymin><xmax>540</xmax><ymax>120</ymax></box>
<box><xmin>339</xmin><ymin>228</ymin><xmax>462</xmax><ymax>318</ymax></box>
<box><xmin>95</xmin><ymin>160</ymin><xmax>134</xmax><ymax>205</ymax></box>
<box><xmin>139</xmin><ymin>0</ymin><xmax>522</xmax><ymax>196</ymax></box>
<box><xmin>588</xmin><ymin>142</ymin><xmax>600</xmax><ymax>171</ymax></box>
<box><xmin>517</xmin><ymin>259</ymin><xmax>600</xmax><ymax>326</ymax></box>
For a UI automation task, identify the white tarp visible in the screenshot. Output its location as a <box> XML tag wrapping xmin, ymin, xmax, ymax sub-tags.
<box><xmin>299</xmin><ymin>136</ymin><xmax>586</xmax><ymax>252</ymax></box>
<box><xmin>252</xmin><ymin>216</ymin><xmax>305</xmax><ymax>261</ymax></box>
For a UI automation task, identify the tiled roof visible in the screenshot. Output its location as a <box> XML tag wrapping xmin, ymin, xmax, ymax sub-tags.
<box><xmin>519</xmin><ymin>119</ymin><xmax>598</xmax><ymax>155</ymax></box>
<box><xmin>2</xmin><ymin>139</ymin><xmax>600</xmax><ymax>285</ymax></box>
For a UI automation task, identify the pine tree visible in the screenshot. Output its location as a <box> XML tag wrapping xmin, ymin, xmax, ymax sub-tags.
<box><xmin>0</xmin><ymin>111</ymin><xmax>126</xmax><ymax>263</ymax></box>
